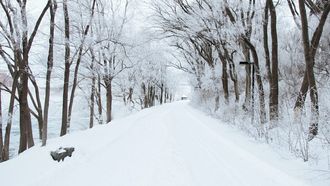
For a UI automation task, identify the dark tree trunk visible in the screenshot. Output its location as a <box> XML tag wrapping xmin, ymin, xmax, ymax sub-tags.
<box><xmin>67</xmin><ymin>0</ymin><xmax>96</xmax><ymax>129</ymax></box>
<box><xmin>160</xmin><ymin>83</ymin><xmax>164</xmax><ymax>105</ymax></box>
<box><xmin>128</xmin><ymin>87</ymin><xmax>133</xmax><ymax>104</ymax></box>
<box><xmin>217</xmin><ymin>47</ymin><xmax>229</xmax><ymax>105</ymax></box>
<box><xmin>269</xmin><ymin>0</ymin><xmax>279</xmax><ymax>122</ymax></box>
<box><xmin>222</xmin><ymin>60</ymin><xmax>229</xmax><ymax>104</ymax></box>
<box><xmin>0</xmin><ymin>86</ymin><xmax>3</xmax><ymax>161</ymax></box>
<box><xmin>263</xmin><ymin>1</ymin><xmax>272</xmax><ymax>82</ymax></box>
<box><xmin>61</xmin><ymin>0</ymin><xmax>70</xmax><ymax>136</ymax></box>
<box><xmin>97</xmin><ymin>75</ymin><xmax>103</xmax><ymax>124</ymax></box>
<box><xmin>89</xmin><ymin>50</ymin><xmax>96</xmax><ymax>128</ymax></box>
<box><xmin>67</xmin><ymin>48</ymin><xmax>83</xmax><ymax>130</ymax></box>
<box><xmin>294</xmin><ymin>3</ymin><xmax>330</xmax><ymax>111</ymax></box>
<box><xmin>142</xmin><ymin>83</ymin><xmax>148</xmax><ymax>109</ymax></box>
<box><xmin>43</xmin><ymin>0</ymin><xmax>57</xmax><ymax>146</ymax></box>
<box><xmin>123</xmin><ymin>92</ymin><xmax>127</xmax><ymax>105</ymax></box>
<box><xmin>149</xmin><ymin>85</ymin><xmax>155</xmax><ymax>107</ymax></box>
<box><xmin>164</xmin><ymin>88</ymin><xmax>167</xmax><ymax>104</ymax></box>
<box><xmin>229</xmin><ymin>63</ymin><xmax>240</xmax><ymax>103</ymax></box>
<box><xmin>30</xmin><ymin>78</ymin><xmax>43</xmax><ymax>140</ymax></box>
<box><xmin>18</xmin><ymin>62</ymin><xmax>34</xmax><ymax>153</ymax></box>
<box><xmin>61</xmin><ymin>62</ymin><xmax>70</xmax><ymax>136</ymax></box>
<box><xmin>242</xmin><ymin>45</ymin><xmax>252</xmax><ymax>111</ymax></box>
<box><xmin>1</xmin><ymin>74</ymin><xmax>18</xmax><ymax>161</ymax></box>
<box><xmin>214</xmin><ymin>94</ymin><xmax>220</xmax><ymax>111</ymax></box>
<box><xmin>224</xmin><ymin>48</ymin><xmax>239</xmax><ymax>103</ymax></box>
<box><xmin>89</xmin><ymin>78</ymin><xmax>96</xmax><ymax>128</ymax></box>
<box><xmin>18</xmin><ymin>0</ymin><xmax>34</xmax><ymax>154</ymax></box>
<box><xmin>106</xmin><ymin>78</ymin><xmax>112</xmax><ymax>123</ymax></box>
<box><xmin>294</xmin><ymin>73</ymin><xmax>309</xmax><ymax>110</ymax></box>
<box><xmin>19</xmin><ymin>7</ymin><xmax>32</xmax><ymax>152</ymax></box>
<box><xmin>243</xmin><ymin>38</ymin><xmax>267</xmax><ymax>124</ymax></box>
<box><xmin>297</xmin><ymin>0</ymin><xmax>323</xmax><ymax>140</ymax></box>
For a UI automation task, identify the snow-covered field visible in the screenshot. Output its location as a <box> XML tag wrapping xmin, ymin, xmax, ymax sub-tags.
<box><xmin>0</xmin><ymin>101</ymin><xmax>325</xmax><ymax>186</ymax></box>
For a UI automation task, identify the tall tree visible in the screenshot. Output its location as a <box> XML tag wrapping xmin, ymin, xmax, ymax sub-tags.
<box><xmin>0</xmin><ymin>0</ymin><xmax>50</xmax><ymax>153</ymax></box>
<box><xmin>61</xmin><ymin>0</ymin><xmax>71</xmax><ymax>136</ymax></box>
<box><xmin>293</xmin><ymin>2</ymin><xmax>330</xmax><ymax>112</ymax></box>
<box><xmin>1</xmin><ymin>74</ymin><xmax>18</xmax><ymax>161</ymax></box>
<box><xmin>242</xmin><ymin>38</ymin><xmax>267</xmax><ymax>125</ymax></box>
<box><xmin>268</xmin><ymin>0</ymin><xmax>279</xmax><ymax>124</ymax></box>
<box><xmin>296</xmin><ymin>0</ymin><xmax>330</xmax><ymax>140</ymax></box>
<box><xmin>67</xmin><ymin>0</ymin><xmax>97</xmax><ymax>130</ymax></box>
<box><xmin>89</xmin><ymin>49</ymin><xmax>96</xmax><ymax>128</ymax></box>
<box><xmin>43</xmin><ymin>0</ymin><xmax>57</xmax><ymax>146</ymax></box>
<box><xmin>0</xmin><ymin>85</ymin><xmax>3</xmax><ymax>161</ymax></box>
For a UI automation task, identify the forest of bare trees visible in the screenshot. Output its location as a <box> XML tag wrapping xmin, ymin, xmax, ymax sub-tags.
<box><xmin>153</xmin><ymin>0</ymin><xmax>330</xmax><ymax>161</ymax></box>
<box><xmin>0</xmin><ymin>0</ymin><xmax>175</xmax><ymax>162</ymax></box>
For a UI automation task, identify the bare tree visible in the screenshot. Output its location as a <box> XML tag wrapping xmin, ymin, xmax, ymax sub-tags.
<box><xmin>268</xmin><ymin>0</ymin><xmax>279</xmax><ymax>124</ymax></box>
<box><xmin>242</xmin><ymin>38</ymin><xmax>267</xmax><ymax>125</ymax></box>
<box><xmin>0</xmin><ymin>85</ymin><xmax>3</xmax><ymax>161</ymax></box>
<box><xmin>61</xmin><ymin>0</ymin><xmax>71</xmax><ymax>136</ymax></box>
<box><xmin>93</xmin><ymin>0</ymin><xmax>129</xmax><ymax>123</ymax></box>
<box><xmin>101</xmin><ymin>46</ymin><xmax>128</xmax><ymax>122</ymax></box>
<box><xmin>296</xmin><ymin>0</ymin><xmax>330</xmax><ymax>140</ymax></box>
<box><xmin>67</xmin><ymin>0</ymin><xmax>97</xmax><ymax>130</ymax></box>
<box><xmin>42</xmin><ymin>0</ymin><xmax>57</xmax><ymax>146</ymax></box>
<box><xmin>89</xmin><ymin>48</ymin><xmax>96</xmax><ymax>128</ymax></box>
<box><xmin>1</xmin><ymin>73</ymin><xmax>18</xmax><ymax>161</ymax></box>
<box><xmin>0</xmin><ymin>0</ymin><xmax>50</xmax><ymax>153</ymax></box>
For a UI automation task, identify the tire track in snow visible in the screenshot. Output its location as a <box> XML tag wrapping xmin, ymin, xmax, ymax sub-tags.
<box><xmin>168</xmin><ymin>102</ymin><xmax>309</xmax><ymax>186</ymax></box>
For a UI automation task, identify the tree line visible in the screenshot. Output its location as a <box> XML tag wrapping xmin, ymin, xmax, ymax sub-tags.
<box><xmin>153</xmin><ymin>0</ymin><xmax>330</xmax><ymax>161</ymax></box>
<box><xmin>0</xmin><ymin>0</ymin><xmax>175</xmax><ymax>162</ymax></box>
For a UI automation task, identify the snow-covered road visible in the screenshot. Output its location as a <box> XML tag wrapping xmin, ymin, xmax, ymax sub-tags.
<box><xmin>0</xmin><ymin>101</ymin><xmax>313</xmax><ymax>186</ymax></box>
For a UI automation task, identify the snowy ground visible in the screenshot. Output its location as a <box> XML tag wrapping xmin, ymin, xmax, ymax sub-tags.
<box><xmin>0</xmin><ymin>101</ymin><xmax>326</xmax><ymax>186</ymax></box>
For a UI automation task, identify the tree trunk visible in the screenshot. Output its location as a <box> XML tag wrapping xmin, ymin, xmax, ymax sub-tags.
<box><xmin>67</xmin><ymin>0</ymin><xmax>96</xmax><ymax>129</ymax></box>
<box><xmin>294</xmin><ymin>72</ymin><xmax>309</xmax><ymax>110</ymax></box>
<box><xmin>89</xmin><ymin>79</ymin><xmax>96</xmax><ymax>128</ymax></box>
<box><xmin>97</xmin><ymin>75</ymin><xmax>103</xmax><ymax>124</ymax></box>
<box><xmin>269</xmin><ymin>0</ymin><xmax>279</xmax><ymax>123</ymax></box>
<box><xmin>160</xmin><ymin>83</ymin><xmax>164</xmax><ymax>104</ymax></box>
<box><xmin>149</xmin><ymin>85</ymin><xmax>155</xmax><ymax>107</ymax></box>
<box><xmin>164</xmin><ymin>88</ymin><xmax>168</xmax><ymax>104</ymax></box>
<box><xmin>18</xmin><ymin>0</ymin><xmax>34</xmax><ymax>154</ymax></box>
<box><xmin>61</xmin><ymin>0</ymin><xmax>70</xmax><ymax>136</ymax></box>
<box><xmin>224</xmin><ymin>48</ymin><xmax>239</xmax><ymax>103</ymax></box>
<box><xmin>294</xmin><ymin>3</ymin><xmax>330</xmax><ymax>111</ymax></box>
<box><xmin>221</xmin><ymin>60</ymin><xmax>229</xmax><ymax>104</ymax></box>
<box><xmin>243</xmin><ymin>38</ymin><xmax>267</xmax><ymax>124</ymax></box>
<box><xmin>263</xmin><ymin>1</ymin><xmax>272</xmax><ymax>82</ymax></box>
<box><xmin>1</xmin><ymin>74</ymin><xmax>18</xmax><ymax>161</ymax></box>
<box><xmin>42</xmin><ymin>0</ymin><xmax>57</xmax><ymax>146</ymax></box>
<box><xmin>242</xmin><ymin>45</ymin><xmax>252</xmax><ymax>111</ymax></box>
<box><xmin>228</xmin><ymin>63</ymin><xmax>239</xmax><ymax>103</ymax></box>
<box><xmin>128</xmin><ymin>87</ymin><xmax>133</xmax><ymax>104</ymax></box>
<box><xmin>30</xmin><ymin>79</ymin><xmax>43</xmax><ymax>140</ymax></box>
<box><xmin>106</xmin><ymin>79</ymin><xmax>112</xmax><ymax>123</ymax></box>
<box><xmin>142</xmin><ymin>83</ymin><xmax>148</xmax><ymax>109</ymax></box>
<box><xmin>298</xmin><ymin>0</ymin><xmax>320</xmax><ymax>140</ymax></box>
<box><xmin>215</xmin><ymin>93</ymin><xmax>220</xmax><ymax>111</ymax></box>
<box><xmin>89</xmin><ymin>51</ymin><xmax>96</xmax><ymax>129</ymax></box>
<box><xmin>216</xmin><ymin>46</ymin><xmax>229</xmax><ymax>104</ymax></box>
<box><xmin>18</xmin><ymin>62</ymin><xmax>34</xmax><ymax>153</ymax></box>
<box><xmin>67</xmin><ymin>48</ymin><xmax>83</xmax><ymax>130</ymax></box>
<box><xmin>61</xmin><ymin>63</ymin><xmax>70</xmax><ymax>136</ymax></box>
<box><xmin>0</xmin><ymin>86</ymin><xmax>3</xmax><ymax>161</ymax></box>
